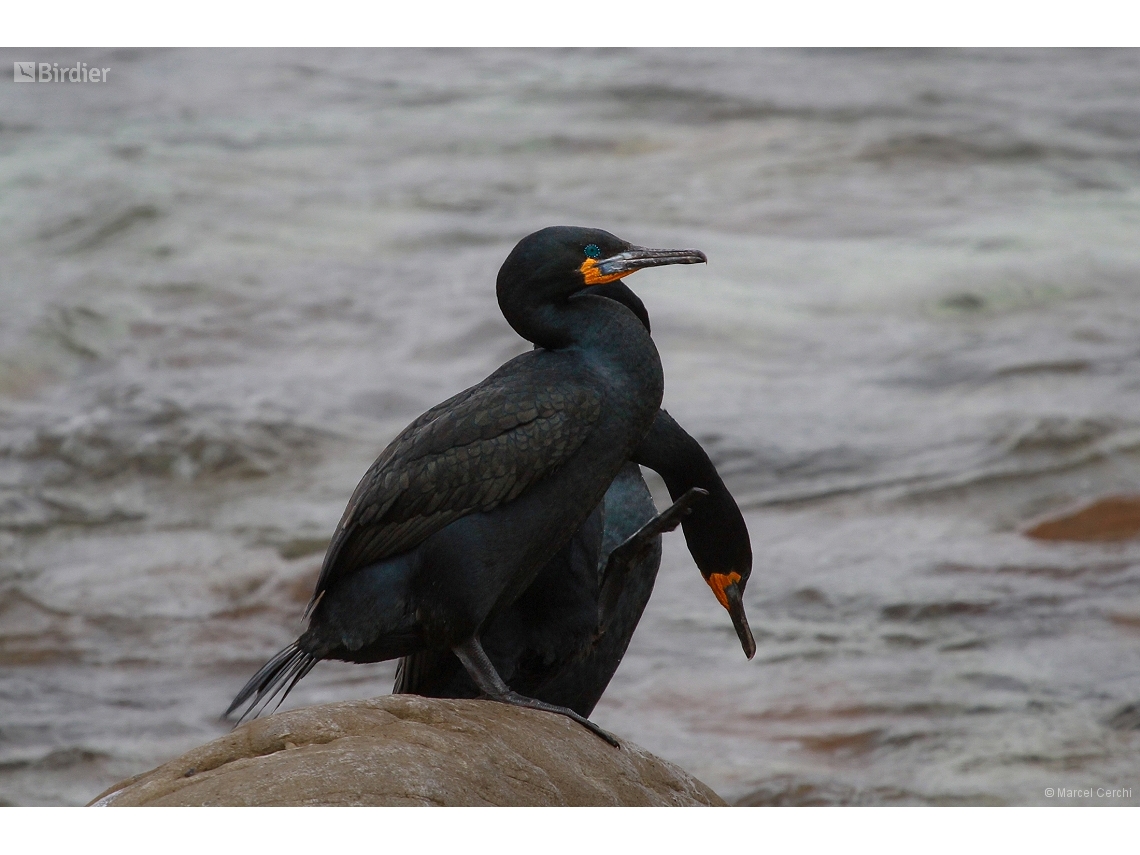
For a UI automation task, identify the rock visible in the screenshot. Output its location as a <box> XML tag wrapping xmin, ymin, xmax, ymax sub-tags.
<box><xmin>88</xmin><ymin>695</ymin><xmax>725</xmax><ymax>806</ymax></box>
<box><xmin>1024</xmin><ymin>495</ymin><xmax>1140</xmax><ymax>542</ymax></box>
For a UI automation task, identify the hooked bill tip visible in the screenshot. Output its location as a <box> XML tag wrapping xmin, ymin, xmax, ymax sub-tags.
<box><xmin>723</xmin><ymin>579</ymin><xmax>756</xmax><ymax>660</ymax></box>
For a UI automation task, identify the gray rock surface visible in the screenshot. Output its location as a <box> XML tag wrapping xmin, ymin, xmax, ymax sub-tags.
<box><xmin>88</xmin><ymin>695</ymin><xmax>726</xmax><ymax>806</ymax></box>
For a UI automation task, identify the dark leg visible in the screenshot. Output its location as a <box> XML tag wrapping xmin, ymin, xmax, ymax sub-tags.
<box><xmin>453</xmin><ymin>636</ymin><xmax>620</xmax><ymax>747</ymax></box>
<box><xmin>598</xmin><ymin>487</ymin><xmax>708</xmax><ymax>625</ymax></box>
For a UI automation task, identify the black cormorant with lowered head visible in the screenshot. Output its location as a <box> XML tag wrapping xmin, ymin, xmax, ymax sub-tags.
<box><xmin>226</xmin><ymin>226</ymin><xmax>711</xmax><ymax>743</ymax></box>
<box><xmin>395</xmin><ymin>281</ymin><xmax>755</xmax><ymax>717</ymax></box>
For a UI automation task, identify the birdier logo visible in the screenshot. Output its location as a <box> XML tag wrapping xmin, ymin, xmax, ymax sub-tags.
<box><xmin>13</xmin><ymin>61</ymin><xmax>110</xmax><ymax>83</ymax></box>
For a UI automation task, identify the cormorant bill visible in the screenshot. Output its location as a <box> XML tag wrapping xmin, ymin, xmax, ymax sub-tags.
<box><xmin>393</xmin><ymin>283</ymin><xmax>755</xmax><ymax>717</ymax></box>
<box><xmin>225</xmin><ymin>226</ymin><xmax>707</xmax><ymax>745</ymax></box>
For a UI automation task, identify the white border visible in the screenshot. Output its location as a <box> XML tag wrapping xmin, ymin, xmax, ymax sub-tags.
<box><xmin>4</xmin><ymin>1</ymin><xmax>1140</xmax><ymax>47</ymax></box>
<box><xmin>5</xmin><ymin>805</ymin><xmax>1139</xmax><ymax>854</ymax></box>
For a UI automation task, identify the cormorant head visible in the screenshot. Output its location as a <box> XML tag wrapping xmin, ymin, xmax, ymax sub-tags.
<box><xmin>673</xmin><ymin>483</ymin><xmax>755</xmax><ymax>659</ymax></box>
<box><xmin>497</xmin><ymin>226</ymin><xmax>705</xmax><ymax>345</ymax></box>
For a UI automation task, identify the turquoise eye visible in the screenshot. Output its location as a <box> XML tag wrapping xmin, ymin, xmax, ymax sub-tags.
<box><xmin>583</xmin><ymin>244</ymin><xmax>601</xmax><ymax>259</ymax></box>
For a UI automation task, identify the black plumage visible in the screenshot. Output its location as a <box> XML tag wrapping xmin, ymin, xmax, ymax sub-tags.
<box><xmin>226</xmin><ymin>226</ymin><xmax>709</xmax><ymax>742</ymax></box>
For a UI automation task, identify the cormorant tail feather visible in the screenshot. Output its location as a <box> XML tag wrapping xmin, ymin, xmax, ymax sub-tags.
<box><xmin>224</xmin><ymin>642</ymin><xmax>319</xmax><ymax>725</ymax></box>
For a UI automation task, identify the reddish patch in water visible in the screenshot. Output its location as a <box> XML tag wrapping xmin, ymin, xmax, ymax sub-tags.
<box><xmin>1025</xmin><ymin>496</ymin><xmax>1140</xmax><ymax>542</ymax></box>
<box><xmin>795</xmin><ymin>729</ymin><xmax>884</xmax><ymax>756</ymax></box>
<box><xmin>1108</xmin><ymin>613</ymin><xmax>1140</xmax><ymax>634</ymax></box>
<box><xmin>0</xmin><ymin>642</ymin><xmax>83</xmax><ymax>666</ymax></box>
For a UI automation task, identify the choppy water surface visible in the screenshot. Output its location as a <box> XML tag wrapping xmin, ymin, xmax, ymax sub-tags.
<box><xmin>3</xmin><ymin>48</ymin><xmax>1140</xmax><ymax>805</ymax></box>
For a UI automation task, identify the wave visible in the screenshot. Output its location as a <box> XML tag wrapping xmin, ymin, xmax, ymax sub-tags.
<box><xmin>4</xmin><ymin>402</ymin><xmax>330</xmax><ymax>483</ymax></box>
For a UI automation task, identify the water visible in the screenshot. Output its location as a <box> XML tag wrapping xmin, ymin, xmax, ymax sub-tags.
<box><xmin>2</xmin><ymin>48</ymin><xmax>1140</xmax><ymax>806</ymax></box>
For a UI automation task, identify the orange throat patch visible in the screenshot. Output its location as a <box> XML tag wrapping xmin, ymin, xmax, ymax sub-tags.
<box><xmin>707</xmin><ymin>572</ymin><xmax>742</xmax><ymax>610</ymax></box>
<box><xmin>580</xmin><ymin>257</ymin><xmax>634</xmax><ymax>286</ymax></box>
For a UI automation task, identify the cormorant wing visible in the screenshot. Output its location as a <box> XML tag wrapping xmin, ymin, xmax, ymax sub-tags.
<box><xmin>311</xmin><ymin>368</ymin><xmax>602</xmax><ymax>605</ymax></box>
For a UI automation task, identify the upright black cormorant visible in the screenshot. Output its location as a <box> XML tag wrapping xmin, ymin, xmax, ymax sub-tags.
<box><xmin>394</xmin><ymin>281</ymin><xmax>755</xmax><ymax>717</ymax></box>
<box><xmin>226</xmin><ymin>226</ymin><xmax>722</xmax><ymax>743</ymax></box>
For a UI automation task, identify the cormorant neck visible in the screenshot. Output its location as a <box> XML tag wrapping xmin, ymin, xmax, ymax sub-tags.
<box><xmin>587</xmin><ymin>281</ymin><xmax>651</xmax><ymax>334</ymax></box>
<box><xmin>499</xmin><ymin>288</ymin><xmax>624</xmax><ymax>351</ymax></box>
<box><xmin>500</xmin><ymin>294</ymin><xmax>573</xmax><ymax>349</ymax></box>
<box><xmin>631</xmin><ymin>410</ymin><xmax>753</xmax><ymax>580</ymax></box>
